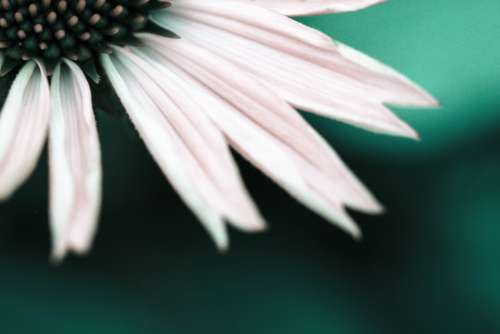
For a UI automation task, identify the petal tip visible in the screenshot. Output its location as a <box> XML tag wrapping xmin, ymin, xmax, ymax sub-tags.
<box><xmin>358</xmin><ymin>200</ymin><xmax>385</xmax><ymax>215</ymax></box>
<box><xmin>68</xmin><ymin>240</ymin><xmax>92</xmax><ymax>257</ymax></box>
<box><xmin>353</xmin><ymin>230</ymin><xmax>363</xmax><ymax>242</ymax></box>
<box><xmin>216</xmin><ymin>241</ymin><xmax>230</xmax><ymax>254</ymax></box>
<box><xmin>50</xmin><ymin>247</ymin><xmax>67</xmax><ymax>265</ymax></box>
<box><xmin>392</xmin><ymin>121</ymin><xmax>420</xmax><ymax>141</ymax></box>
<box><xmin>231</xmin><ymin>216</ymin><xmax>268</xmax><ymax>234</ymax></box>
<box><xmin>242</xmin><ymin>222</ymin><xmax>268</xmax><ymax>234</ymax></box>
<box><xmin>404</xmin><ymin>90</ymin><xmax>441</xmax><ymax>109</ymax></box>
<box><xmin>0</xmin><ymin>189</ymin><xmax>13</xmax><ymax>202</ymax></box>
<box><xmin>346</xmin><ymin>221</ymin><xmax>362</xmax><ymax>241</ymax></box>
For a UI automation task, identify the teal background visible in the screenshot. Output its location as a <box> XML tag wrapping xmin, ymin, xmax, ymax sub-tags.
<box><xmin>1</xmin><ymin>1</ymin><xmax>499</xmax><ymax>333</ymax></box>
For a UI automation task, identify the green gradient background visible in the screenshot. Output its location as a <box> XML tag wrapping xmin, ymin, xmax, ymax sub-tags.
<box><xmin>1</xmin><ymin>1</ymin><xmax>499</xmax><ymax>333</ymax></box>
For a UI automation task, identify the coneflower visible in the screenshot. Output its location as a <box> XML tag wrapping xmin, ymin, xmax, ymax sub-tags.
<box><xmin>0</xmin><ymin>0</ymin><xmax>437</xmax><ymax>260</ymax></box>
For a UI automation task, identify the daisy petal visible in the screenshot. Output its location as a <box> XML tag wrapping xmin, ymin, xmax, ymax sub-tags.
<box><xmin>113</xmin><ymin>46</ymin><xmax>266</xmax><ymax>233</ymax></box>
<box><xmin>142</xmin><ymin>36</ymin><xmax>382</xmax><ymax>213</ymax></box>
<box><xmin>0</xmin><ymin>0</ymin><xmax>437</xmax><ymax>259</ymax></box>
<box><xmin>101</xmin><ymin>53</ymin><xmax>231</xmax><ymax>250</ymax></box>
<box><xmin>335</xmin><ymin>42</ymin><xmax>439</xmax><ymax>108</ymax></box>
<box><xmin>138</xmin><ymin>36</ymin><xmax>368</xmax><ymax>237</ymax></box>
<box><xmin>0</xmin><ymin>61</ymin><xmax>50</xmax><ymax>200</ymax></box>
<box><xmin>168</xmin><ymin>0</ymin><xmax>336</xmax><ymax>48</ymax></box>
<box><xmin>50</xmin><ymin>60</ymin><xmax>102</xmax><ymax>260</ymax></box>
<box><xmin>154</xmin><ymin>2</ymin><xmax>436</xmax><ymax>139</ymax></box>
<box><xmin>220</xmin><ymin>0</ymin><xmax>384</xmax><ymax>16</ymax></box>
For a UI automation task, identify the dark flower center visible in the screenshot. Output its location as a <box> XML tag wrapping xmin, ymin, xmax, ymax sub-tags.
<box><xmin>0</xmin><ymin>0</ymin><xmax>173</xmax><ymax>76</ymax></box>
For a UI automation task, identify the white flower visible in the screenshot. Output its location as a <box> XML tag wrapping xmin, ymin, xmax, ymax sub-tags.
<box><xmin>0</xmin><ymin>0</ymin><xmax>437</xmax><ymax>260</ymax></box>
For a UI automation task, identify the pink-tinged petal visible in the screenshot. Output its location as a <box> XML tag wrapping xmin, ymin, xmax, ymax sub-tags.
<box><xmin>142</xmin><ymin>35</ymin><xmax>382</xmax><ymax>214</ymax></box>
<box><xmin>138</xmin><ymin>36</ymin><xmax>372</xmax><ymax>237</ymax></box>
<box><xmin>0</xmin><ymin>61</ymin><xmax>50</xmax><ymax>199</ymax></box>
<box><xmin>153</xmin><ymin>3</ymin><xmax>436</xmax><ymax>140</ymax></box>
<box><xmin>170</xmin><ymin>0</ymin><xmax>336</xmax><ymax>49</ymax></box>
<box><xmin>113</xmin><ymin>46</ymin><xmax>266</xmax><ymax>233</ymax></box>
<box><xmin>215</xmin><ymin>0</ymin><xmax>384</xmax><ymax>16</ymax></box>
<box><xmin>335</xmin><ymin>42</ymin><xmax>439</xmax><ymax>108</ymax></box>
<box><xmin>50</xmin><ymin>60</ymin><xmax>102</xmax><ymax>261</ymax></box>
<box><xmin>101</xmin><ymin>53</ymin><xmax>231</xmax><ymax>250</ymax></box>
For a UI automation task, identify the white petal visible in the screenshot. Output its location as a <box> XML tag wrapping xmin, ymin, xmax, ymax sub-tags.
<box><xmin>168</xmin><ymin>0</ymin><xmax>336</xmax><ymax>48</ymax></box>
<box><xmin>113</xmin><ymin>46</ymin><xmax>266</xmax><ymax>233</ymax></box>
<box><xmin>218</xmin><ymin>0</ymin><xmax>384</xmax><ymax>16</ymax></box>
<box><xmin>335</xmin><ymin>42</ymin><xmax>439</xmax><ymax>108</ymax></box>
<box><xmin>0</xmin><ymin>61</ymin><xmax>50</xmax><ymax>199</ymax></box>
<box><xmin>50</xmin><ymin>60</ymin><xmax>102</xmax><ymax>261</ymax></box>
<box><xmin>142</xmin><ymin>36</ymin><xmax>381</xmax><ymax>213</ymax></box>
<box><xmin>138</xmin><ymin>37</ymin><xmax>364</xmax><ymax>237</ymax></box>
<box><xmin>101</xmin><ymin>53</ymin><xmax>231</xmax><ymax>250</ymax></box>
<box><xmin>153</xmin><ymin>3</ymin><xmax>436</xmax><ymax>139</ymax></box>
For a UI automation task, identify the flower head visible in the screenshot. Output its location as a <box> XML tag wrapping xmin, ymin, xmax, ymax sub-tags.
<box><xmin>0</xmin><ymin>0</ymin><xmax>437</xmax><ymax>260</ymax></box>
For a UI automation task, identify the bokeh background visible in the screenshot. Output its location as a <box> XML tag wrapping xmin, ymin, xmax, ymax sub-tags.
<box><xmin>1</xmin><ymin>1</ymin><xmax>499</xmax><ymax>333</ymax></box>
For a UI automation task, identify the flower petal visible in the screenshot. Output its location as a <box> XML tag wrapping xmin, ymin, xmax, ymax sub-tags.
<box><xmin>153</xmin><ymin>2</ymin><xmax>437</xmax><ymax>140</ymax></box>
<box><xmin>216</xmin><ymin>0</ymin><xmax>384</xmax><ymax>16</ymax></box>
<box><xmin>0</xmin><ymin>61</ymin><xmax>50</xmax><ymax>199</ymax></box>
<box><xmin>112</xmin><ymin>46</ymin><xmax>266</xmax><ymax>233</ymax></box>
<box><xmin>50</xmin><ymin>60</ymin><xmax>102</xmax><ymax>260</ymax></box>
<box><xmin>142</xmin><ymin>36</ymin><xmax>382</xmax><ymax>212</ymax></box>
<box><xmin>138</xmin><ymin>36</ymin><xmax>369</xmax><ymax>237</ymax></box>
<box><xmin>101</xmin><ymin>53</ymin><xmax>232</xmax><ymax>250</ymax></box>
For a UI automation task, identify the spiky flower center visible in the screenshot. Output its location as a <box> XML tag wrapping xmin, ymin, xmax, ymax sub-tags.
<box><xmin>0</xmin><ymin>0</ymin><xmax>171</xmax><ymax>75</ymax></box>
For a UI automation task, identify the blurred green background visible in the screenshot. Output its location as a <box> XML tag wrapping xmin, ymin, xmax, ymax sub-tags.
<box><xmin>1</xmin><ymin>1</ymin><xmax>499</xmax><ymax>333</ymax></box>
